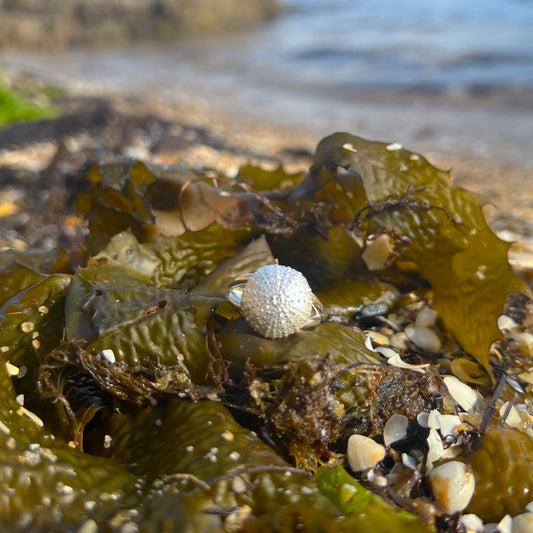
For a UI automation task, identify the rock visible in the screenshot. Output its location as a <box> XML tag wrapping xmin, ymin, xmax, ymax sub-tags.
<box><xmin>0</xmin><ymin>0</ymin><xmax>281</xmax><ymax>50</ymax></box>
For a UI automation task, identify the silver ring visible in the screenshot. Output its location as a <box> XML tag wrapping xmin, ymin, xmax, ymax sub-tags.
<box><xmin>225</xmin><ymin>264</ymin><xmax>323</xmax><ymax>339</ymax></box>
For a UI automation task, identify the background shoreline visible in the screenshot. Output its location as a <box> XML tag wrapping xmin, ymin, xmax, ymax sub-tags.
<box><xmin>0</xmin><ymin>84</ymin><xmax>532</xmax><ymax>274</ymax></box>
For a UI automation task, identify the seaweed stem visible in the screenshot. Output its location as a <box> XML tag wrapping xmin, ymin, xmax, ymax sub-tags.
<box><xmin>206</xmin><ymin>319</ymin><xmax>233</xmax><ymax>387</ymax></box>
<box><xmin>480</xmin><ymin>373</ymin><xmax>507</xmax><ymax>433</ymax></box>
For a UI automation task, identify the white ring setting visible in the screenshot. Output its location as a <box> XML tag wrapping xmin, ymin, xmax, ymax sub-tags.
<box><xmin>226</xmin><ymin>264</ymin><xmax>323</xmax><ymax>339</ymax></box>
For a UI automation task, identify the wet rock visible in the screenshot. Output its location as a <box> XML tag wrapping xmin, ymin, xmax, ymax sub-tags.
<box><xmin>0</xmin><ymin>0</ymin><xmax>281</xmax><ymax>50</ymax></box>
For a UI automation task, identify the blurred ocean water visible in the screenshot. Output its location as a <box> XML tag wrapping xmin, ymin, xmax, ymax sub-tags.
<box><xmin>254</xmin><ymin>0</ymin><xmax>533</xmax><ymax>94</ymax></box>
<box><xmin>1</xmin><ymin>0</ymin><xmax>533</xmax><ymax>161</ymax></box>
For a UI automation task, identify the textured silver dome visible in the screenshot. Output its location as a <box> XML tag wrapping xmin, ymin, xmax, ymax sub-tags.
<box><xmin>239</xmin><ymin>264</ymin><xmax>317</xmax><ymax>339</ymax></box>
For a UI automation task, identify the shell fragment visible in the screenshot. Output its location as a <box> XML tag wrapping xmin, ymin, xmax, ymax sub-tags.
<box><xmin>428</xmin><ymin>460</ymin><xmax>475</xmax><ymax>514</ymax></box>
<box><xmin>346</xmin><ymin>434</ymin><xmax>386</xmax><ymax>472</ymax></box>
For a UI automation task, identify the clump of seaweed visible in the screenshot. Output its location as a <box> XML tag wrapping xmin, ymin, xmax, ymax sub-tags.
<box><xmin>0</xmin><ymin>132</ymin><xmax>531</xmax><ymax>532</ymax></box>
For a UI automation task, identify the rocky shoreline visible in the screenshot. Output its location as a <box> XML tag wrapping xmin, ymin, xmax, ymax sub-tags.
<box><xmin>0</xmin><ymin>0</ymin><xmax>281</xmax><ymax>50</ymax></box>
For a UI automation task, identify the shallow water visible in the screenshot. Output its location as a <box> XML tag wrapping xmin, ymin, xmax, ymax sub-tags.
<box><xmin>1</xmin><ymin>0</ymin><xmax>533</xmax><ymax>163</ymax></box>
<box><xmin>258</xmin><ymin>0</ymin><xmax>533</xmax><ymax>92</ymax></box>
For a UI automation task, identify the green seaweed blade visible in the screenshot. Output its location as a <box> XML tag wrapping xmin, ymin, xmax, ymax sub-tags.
<box><xmin>315</xmin><ymin>465</ymin><xmax>435</xmax><ymax>532</ymax></box>
<box><xmin>0</xmin><ymin>350</ymin><xmax>138</xmax><ymax>531</ymax></box>
<box><xmin>313</xmin><ymin>133</ymin><xmax>528</xmax><ymax>375</ymax></box>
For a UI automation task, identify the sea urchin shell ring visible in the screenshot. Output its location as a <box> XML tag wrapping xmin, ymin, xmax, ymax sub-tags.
<box><xmin>226</xmin><ymin>264</ymin><xmax>323</xmax><ymax>339</ymax></box>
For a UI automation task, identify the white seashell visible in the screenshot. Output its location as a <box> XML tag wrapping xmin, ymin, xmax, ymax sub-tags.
<box><xmin>507</xmin><ymin>376</ymin><xmax>525</xmax><ymax>394</ymax></box>
<box><xmin>427</xmin><ymin>409</ymin><xmax>441</xmax><ymax>429</ymax></box>
<box><xmin>526</xmin><ymin>501</ymin><xmax>533</xmax><ymax>512</ymax></box>
<box><xmin>390</xmin><ymin>331</ymin><xmax>409</xmax><ymax>351</ymax></box>
<box><xmin>497</xmin><ymin>314</ymin><xmax>519</xmax><ymax>334</ymax></box>
<box><xmin>401</xmin><ymin>453</ymin><xmax>418</xmax><ymax>470</ymax></box>
<box><xmin>426</xmin><ymin>428</ymin><xmax>445</xmax><ymax>468</ymax></box>
<box><xmin>375</xmin><ymin>346</ymin><xmax>397</xmax><ymax>359</ymax></box>
<box><xmin>425</xmin><ymin>410</ymin><xmax>463</xmax><ymax>444</ymax></box>
<box><xmin>365</xmin><ymin>331</ymin><xmax>390</xmax><ymax>348</ymax></box>
<box><xmin>499</xmin><ymin>401</ymin><xmax>523</xmax><ymax>428</ymax></box>
<box><xmin>383</xmin><ymin>414</ymin><xmax>409</xmax><ymax>447</ymax></box>
<box><xmin>438</xmin><ymin>414</ymin><xmax>462</xmax><ymax>438</ymax></box>
<box><xmin>362</xmin><ymin>234</ymin><xmax>392</xmax><ymax>271</ymax></box>
<box><xmin>373</xmin><ymin>475</ymin><xmax>388</xmax><ymax>487</ymax></box>
<box><xmin>509</xmin><ymin>332</ymin><xmax>533</xmax><ymax>357</ymax></box>
<box><xmin>364</xmin><ymin>334</ymin><xmax>375</xmax><ymax>351</ymax></box>
<box><xmin>101</xmin><ymin>349</ymin><xmax>116</xmax><ymax>364</ymax></box>
<box><xmin>346</xmin><ymin>434</ymin><xmax>386</xmax><ymax>472</ymax></box>
<box><xmin>441</xmin><ymin>444</ymin><xmax>463</xmax><ymax>460</ymax></box>
<box><xmin>519</xmin><ymin>371</ymin><xmax>533</xmax><ymax>386</ymax></box>
<box><xmin>415</xmin><ymin>306</ymin><xmax>437</xmax><ymax>327</ymax></box>
<box><xmin>460</xmin><ymin>514</ymin><xmax>484</xmax><ymax>532</ymax></box>
<box><xmin>513</xmin><ymin>513</ymin><xmax>533</xmax><ymax>533</ymax></box>
<box><xmin>428</xmin><ymin>460</ymin><xmax>475</xmax><ymax>514</ymax></box>
<box><xmin>443</xmin><ymin>376</ymin><xmax>482</xmax><ymax>413</ymax></box>
<box><xmin>387</xmin><ymin>353</ymin><xmax>428</xmax><ymax>373</ymax></box>
<box><xmin>496</xmin><ymin>514</ymin><xmax>512</xmax><ymax>533</ymax></box>
<box><xmin>417</xmin><ymin>411</ymin><xmax>430</xmax><ymax>427</ymax></box>
<box><xmin>405</xmin><ymin>325</ymin><xmax>441</xmax><ymax>353</ymax></box>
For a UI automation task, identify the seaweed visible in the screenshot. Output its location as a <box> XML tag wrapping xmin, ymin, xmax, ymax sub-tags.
<box><xmin>315</xmin><ymin>464</ymin><xmax>432</xmax><ymax>531</ymax></box>
<box><xmin>0</xmin><ymin>79</ymin><xmax>59</xmax><ymax>125</ymax></box>
<box><xmin>310</xmin><ymin>133</ymin><xmax>528</xmax><ymax>375</ymax></box>
<box><xmin>0</xmin><ymin>130</ymin><xmax>529</xmax><ymax>531</ymax></box>
<box><xmin>0</xmin><ymin>345</ymin><xmax>139</xmax><ymax>532</ymax></box>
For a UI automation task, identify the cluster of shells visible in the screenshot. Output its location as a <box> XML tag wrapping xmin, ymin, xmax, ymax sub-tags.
<box><xmin>345</xmin><ymin>297</ymin><xmax>533</xmax><ymax>533</ymax></box>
